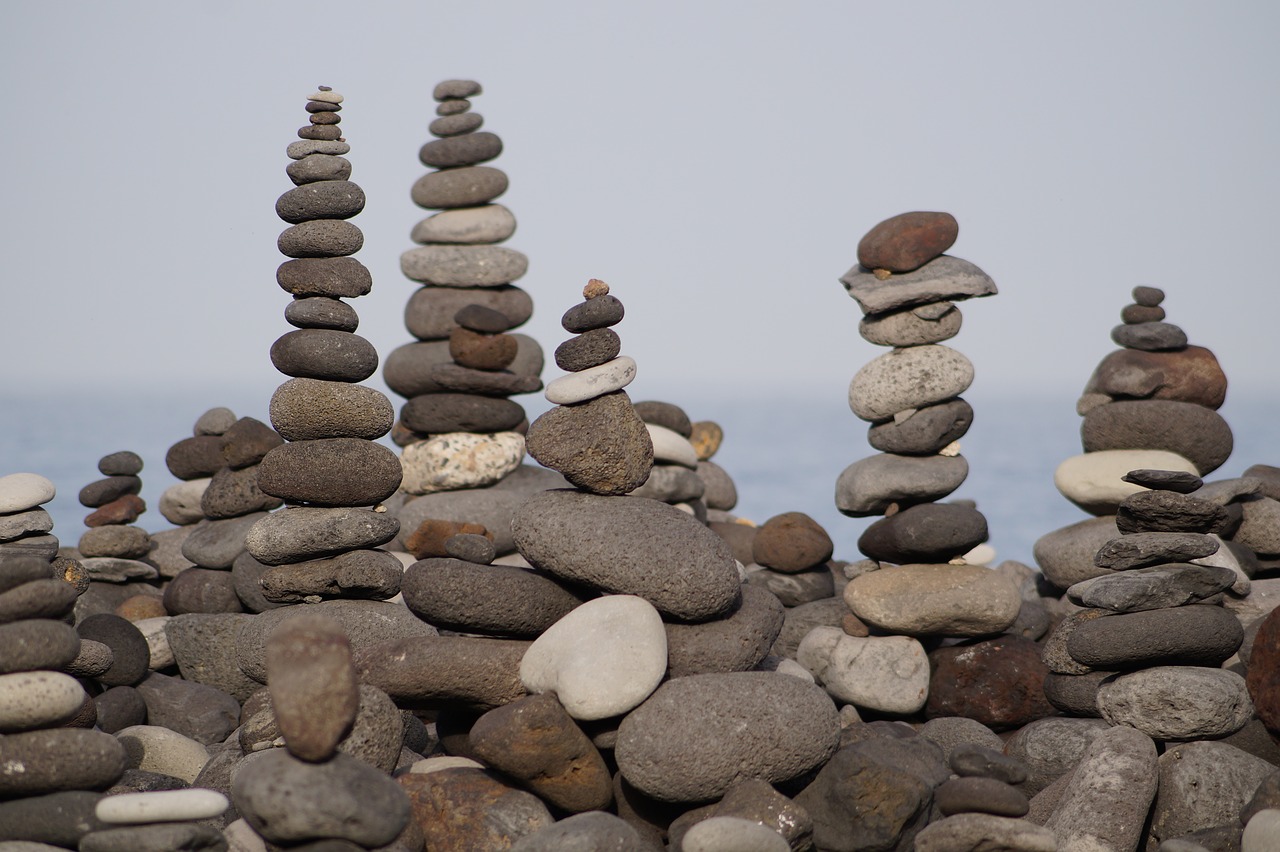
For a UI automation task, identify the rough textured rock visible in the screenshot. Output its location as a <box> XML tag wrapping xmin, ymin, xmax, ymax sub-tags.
<box><xmin>524</xmin><ymin>391</ymin><xmax>654</xmax><ymax>495</ymax></box>
<box><xmin>665</xmin><ymin>584</ymin><xmax>784</xmax><ymax>678</ymax></box>
<box><xmin>927</xmin><ymin>636</ymin><xmax>1055</xmax><ymax>730</ymax></box>
<box><xmin>844</xmin><ymin>563</ymin><xmax>1020</xmax><ymax>636</ymax></box>
<box><xmin>752</xmin><ymin>512</ymin><xmax>834</xmax><ymax>572</ymax></box>
<box><xmin>398</xmin><ymin>767</ymin><xmax>553</xmax><ymax>850</ymax></box>
<box><xmin>1151</xmin><ymin>741</ymin><xmax>1276</xmax><ymax>845</ymax></box>
<box><xmin>266</xmin><ymin>613</ymin><xmax>360</xmax><ymax>762</ymax></box>
<box><xmin>1042</xmin><ymin>724</ymin><xmax>1157</xmax><ymax>851</ymax></box>
<box><xmin>1066</xmin><ymin>604</ymin><xmax>1243</xmax><ymax>669</ymax></box>
<box><xmin>1096</xmin><ymin>666</ymin><xmax>1253</xmax><ymax>739</ymax></box>
<box><xmin>848</xmin><ymin>344</ymin><xmax>974</xmax><ymax>422</ymax></box>
<box><xmin>797</xmin><ymin>627</ymin><xmax>929</xmax><ymax>714</ymax></box>
<box><xmin>1081</xmin><ymin>399</ymin><xmax>1234</xmax><ymax>475</ymax></box>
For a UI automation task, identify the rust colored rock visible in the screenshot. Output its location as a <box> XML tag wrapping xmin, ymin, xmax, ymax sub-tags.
<box><xmin>84</xmin><ymin>494</ymin><xmax>146</xmax><ymax>527</ymax></box>
<box><xmin>1247</xmin><ymin>606</ymin><xmax>1280</xmax><ymax>734</ymax></box>
<box><xmin>469</xmin><ymin>692</ymin><xmax>613</xmax><ymax>813</ymax></box>
<box><xmin>115</xmin><ymin>595</ymin><xmax>168</xmax><ymax>622</ymax></box>
<box><xmin>266</xmin><ymin>613</ymin><xmax>360</xmax><ymax>762</ymax></box>
<box><xmin>449</xmin><ymin>327</ymin><xmax>518</xmax><ymax>372</ymax></box>
<box><xmin>1083</xmin><ymin>346</ymin><xmax>1228</xmax><ymax>409</ymax></box>
<box><xmin>927</xmin><ymin>635</ymin><xmax>1056</xmax><ymax>730</ymax></box>
<box><xmin>857</xmin><ymin>211</ymin><xmax>959</xmax><ymax>273</ymax></box>
<box><xmin>752</xmin><ymin>512</ymin><xmax>834</xmax><ymax>573</ymax></box>
<box><xmin>398</xmin><ymin>767</ymin><xmax>553</xmax><ymax>849</ymax></box>
<box><xmin>404</xmin><ymin>518</ymin><xmax>492</xmax><ymax>559</ymax></box>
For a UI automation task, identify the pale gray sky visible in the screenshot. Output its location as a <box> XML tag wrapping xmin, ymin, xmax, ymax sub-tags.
<box><xmin>5</xmin><ymin>1</ymin><xmax>1277</xmax><ymax>407</ymax></box>
<box><xmin>3</xmin><ymin>2</ymin><xmax>1278</xmax><ymax>563</ymax></box>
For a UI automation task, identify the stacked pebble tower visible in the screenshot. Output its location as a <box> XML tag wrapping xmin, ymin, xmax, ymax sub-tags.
<box><xmin>628</xmin><ymin>401</ymin><xmax>706</xmax><ymax>515</ymax></box>
<box><xmin>1034</xmin><ymin>287</ymin><xmax>1237</xmax><ymax>591</ymax></box>
<box><xmin>243</xmin><ymin>85</ymin><xmax>405</xmax><ymax>608</ymax></box>
<box><xmin>77</xmin><ymin>451</ymin><xmax>151</xmax><ymax>585</ymax></box>
<box><xmin>384</xmin><ymin>79</ymin><xmax>543</xmax><ymax>473</ymax></box>
<box><xmin>0</xmin><ymin>473</ymin><xmax>59</xmax><ymax>562</ymax></box>
<box><xmin>164</xmin><ymin>414</ymin><xmax>284</xmax><ymax>616</ymax></box>
<box><xmin>1040</xmin><ymin>466</ymin><xmax>1249</xmax><ymax>737</ymax></box>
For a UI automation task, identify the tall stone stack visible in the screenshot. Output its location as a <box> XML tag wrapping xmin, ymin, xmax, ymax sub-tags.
<box><xmin>1040</xmin><ymin>467</ymin><xmax>1249</xmax><ymax>737</ymax></box>
<box><xmin>75</xmin><ymin>451</ymin><xmax>155</xmax><ymax>586</ymax></box>
<box><xmin>243</xmin><ymin>87</ymin><xmax>404</xmax><ymax>606</ymax></box>
<box><xmin>384</xmin><ymin>79</ymin><xmax>543</xmax><ymax>488</ymax></box>
<box><xmin>1035</xmin><ymin>287</ymin><xmax>1236</xmax><ymax>591</ymax></box>
<box><xmin>834</xmin><ymin>212</ymin><xmax>1016</xmax><ymax>617</ymax></box>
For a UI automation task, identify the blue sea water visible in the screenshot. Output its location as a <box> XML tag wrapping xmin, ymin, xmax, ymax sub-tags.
<box><xmin>2</xmin><ymin>386</ymin><xmax>1275</xmax><ymax>568</ymax></box>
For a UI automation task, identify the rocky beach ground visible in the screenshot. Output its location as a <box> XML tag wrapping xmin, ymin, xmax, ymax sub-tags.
<box><xmin>1</xmin><ymin>82</ymin><xmax>1279</xmax><ymax>852</ymax></box>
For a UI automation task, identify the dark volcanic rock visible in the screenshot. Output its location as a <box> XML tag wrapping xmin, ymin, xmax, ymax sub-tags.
<box><xmin>257</xmin><ymin>438</ymin><xmax>402</xmax><ymax>507</ymax></box>
<box><xmin>927</xmin><ymin>635</ymin><xmax>1056</xmax><ymax>730</ymax></box>
<box><xmin>1081</xmin><ymin>399</ymin><xmax>1233</xmax><ymax>475</ymax></box>
<box><xmin>1067</xmin><ymin>604</ymin><xmax>1243</xmax><ymax>669</ymax></box>
<box><xmin>858</xmin><ymin>503</ymin><xmax>988</xmax><ymax>563</ymax></box>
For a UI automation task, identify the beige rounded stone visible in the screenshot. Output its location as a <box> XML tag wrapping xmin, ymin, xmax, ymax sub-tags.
<box><xmin>400</xmin><ymin>431</ymin><xmax>525</xmax><ymax>495</ymax></box>
<box><xmin>1054</xmin><ymin>449</ymin><xmax>1199</xmax><ymax>515</ymax></box>
<box><xmin>844</xmin><ymin>564</ymin><xmax>1021</xmax><ymax>636</ymax></box>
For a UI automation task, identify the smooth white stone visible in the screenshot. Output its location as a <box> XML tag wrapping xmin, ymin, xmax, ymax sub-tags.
<box><xmin>408</xmin><ymin>756</ymin><xmax>484</xmax><ymax>774</ymax></box>
<box><xmin>797</xmin><ymin>626</ymin><xmax>929</xmax><ymax>714</ymax></box>
<box><xmin>0</xmin><ymin>473</ymin><xmax>56</xmax><ymax>513</ymax></box>
<box><xmin>159</xmin><ymin>478</ymin><xmax>210</xmax><ymax>526</ymax></box>
<box><xmin>521</xmin><ymin>594</ymin><xmax>667</xmax><ymax>720</ymax></box>
<box><xmin>96</xmin><ymin>788</ymin><xmax>230</xmax><ymax>824</ymax></box>
<box><xmin>114</xmin><ymin>725</ymin><xmax>210</xmax><ymax>783</ymax></box>
<box><xmin>0</xmin><ymin>671</ymin><xmax>86</xmax><ymax>732</ymax></box>
<box><xmin>544</xmin><ymin>356</ymin><xmax>636</xmax><ymax>405</ymax></box>
<box><xmin>646</xmin><ymin>424</ymin><xmax>699</xmax><ymax>469</ymax></box>
<box><xmin>1054</xmin><ymin>450</ymin><xmax>1198</xmax><ymax>515</ymax></box>
<box><xmin>400</xmin><ymin>431</ymin><xmax>524</xmax><ymax>495</ymax></box>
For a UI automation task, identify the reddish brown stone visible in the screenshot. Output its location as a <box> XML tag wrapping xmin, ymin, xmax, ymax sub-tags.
<box><xmin>84</xmin><ymin>494</ymin><xmax>146</xmax><ymax>527</ymax></box>
<box><xmin>115</xmin><ymin>595</ymin><xmax>168</xmax><ymax>622</ymax></box>
<box><xmin>857</xmin><ymin>211</ymin><xmax>959</xmax><ymax>273</ymax></box>
<box><xmin>1247</xmin><ymin>606</ymin><xmax>1280</xmax><ymax>734</ymax></box>
<box><xmin>842</xmin><ymin>612</ymin><xmax>870</xmax><ymax>637</ymax></box>
<box><xmin>449</xmin><ymin>327</ymin><xmax>518</xmax><ymax>371</ymax></box>
<box><xmin>266</xmin><ymin>613</ymin><xmax>360</xmax><ymax>763</ymax></box>
<box><xmin>1082</xmin><ymin>345</ymin><xmax>1228</xmax><ymax>410</ymax></box>
<box><xmin>752</xmin><ymin>512</ymin><xmax>834</xmax><ymax>573</ymax></box>
<box><xmin>399</xmin><ymin>767</ymin><xmax>553</xmax><ymax>849</ymax></box>
<box><xmin>926</xmin><ymin>635</ymin><xmax>1056</xmax><ymax>730</ymax></box>
<box><xmin>469</xmin><ymin>693</ymin><xmax>613</xmax><ymax>813</ymax></box>
<box><xmin>404</xmin><ymin>518</ymin><xmax>493</xmax><ymax>559</ymax></box>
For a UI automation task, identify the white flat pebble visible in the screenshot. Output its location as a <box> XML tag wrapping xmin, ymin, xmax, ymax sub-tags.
<box><xmin>646</xmin><ymin>423</ymin><xmax>699</xmax><ymax>469</ymax></box>
<box><xmin>0</xmin><ymin>473</ymin><xmax>56</xmax><ymax>513</ymax></box>
<box><xmin>408</xmin><ymin>755</ymin><xmax>485</xmax><ymax>774</ymax></box>
<box><xmin>96</xmin><ymin>788</ymin><xmax>229</xmax><ymax>823</ymax></box>
<box><xmin>682</xmin><ymin>816</ymin><xmax>790</xmax><ymax>852</ymax></box>
<box><xmin>544</xmin><ymin>356</ymin><xmax>636</xmax><ymax>404</ymax></box>
<box><xmin>0</xmin><ymin>671</ymin><xmax>86</xmax><ymax>732</ymax></box>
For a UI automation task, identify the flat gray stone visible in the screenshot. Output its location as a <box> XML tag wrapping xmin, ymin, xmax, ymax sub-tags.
<box><xmin>244</xmin><ymin>507</ymin><xmax>399</xmax><ymax>566</ymax></box>
<box><xmin>1068</xmin><ymin>563</ymin><xmax>1236</xmax><ymax>612</ymax></box>
<box><xmin>1094</xmin><ymin>531</ymin><xmax>1220</xmax><ymax>570</ymax></box>
<box><xmin>411</xmin><ymin>203</ymin><xmax>516</xmax><ymax>244</ymax></box>
<box><xmin>1096</xmin><ymin>666</ymin><xmax>1253</xmax><ymax>739</ymax></box>
<box><xmin>841</xmin><ymin>255</ymin><xmax>997</xmax><ymax>316</ymax></box>
<box><xmin>403</xmin><ymin>284</ymin><xmax>532</xmax><ymax>340</ymax></box>
<box><xmin>859</xmin><ymin>302</ymin><xmax>962</xmax><ymax>347</ymax></box>
<box><xmin>400</xmin><ymin>245</ymin><xmax>528</xmax><ymax>286</ymax></box>
<box><xmin>835</xmin><ymin>453</ymin><xmax>968</xmax><ymax>517</ymax></box>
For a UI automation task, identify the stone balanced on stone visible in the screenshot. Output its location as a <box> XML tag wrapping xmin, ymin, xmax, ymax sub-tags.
<box><xmin>75</xmin><ymin>451</ymin><xmax>155</xmax><ymax>586</ymax></box>
<box><xmin>1036</xmin><ymin>287</ymin><xmax>1238</xmax><ymax>591</ymax></box>
<box><xmin>385</xmin><ymin>78</ymin><xmax>543</xmax><ymax>468</ymax></box>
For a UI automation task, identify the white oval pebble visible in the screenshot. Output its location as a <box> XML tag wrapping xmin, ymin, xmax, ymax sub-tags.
<box><xmin>0</xmin><ymin>670</ymin><xmax>86</xmax><ymax>732</ymax></box>
<box><xmin>0</xmin><ymin>472</ymin><xmax>56</xmax><ymax>513</ymax></box>
<box><xmin>96</xmin><ymin>788</ymin><xmax>230</xmax><ymax>823</ymax></box>
<box><xmin>646</xmin><ymin>423</ymin><xmax>699</xmax><ymax>469</ymax></box>
<box><xmin>114</xmin><ymin>725</ymin><xmax>211</xmax><ymax>783</ymax></box>
<box><xmin>544</xmin><ymin>356</ymin><xmax>636</xmax><ymax>405</ymax></box>
<box><xmin>520</xmin><ymin>594</ymin><xmax>667</xmax><ymax>720</ymax></box>
<box><xmin>408</xmin><ymin>755</ymin><xmax>485</xmax><ymax>774</ymax></box>
<box><xmin>1244</xmin><ymin>809</ymin><xmax>1280</xmax><ymax>852</ymax></box>
<box><xmin>682</xmin><ymin>816</ymin><xmax>790</xmax><ymax>852</ymax></box>
<box><xmin>1054</xmin><ymin>449</ymin><xmax>1198</xmax><ymax>515</ymax></box>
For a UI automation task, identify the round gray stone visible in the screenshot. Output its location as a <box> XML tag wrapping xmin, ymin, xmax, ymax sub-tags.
<box><xmin>410</xmin><ymin>166</ymin><xmax>508</xmax><ymax>209</ymax></box>
<box><xmin>269</xmin><ymin>378</ymin><xmax>394</xmax><ymax>441</ymax></box>
<box><xmin>835</xmin><ymin>453</ymin><xmax>969</xmax><ymax>517</ymax></box>
<box><xmin>400</xmin><ymin>245</ymin><xmax>528</xmax><ymax>286</ymax></box>
<box><xmin>848</xmin><ymin>344</ymin><xmax>974</xmax><ymax>422</ymax></box>
<box><xmin>269</xmin><ymin>329</ymin><xmax>378</xmax><ymax>383</ymax></box>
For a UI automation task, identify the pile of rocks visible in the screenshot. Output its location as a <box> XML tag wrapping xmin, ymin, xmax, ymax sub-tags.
<box><xmin>76</xmin><ymin>452</ymin><xmax>152</xmax><ymax>583</ymax></box>
<box><xmin>1037</xmin><ymin>287</ymin><xmax>1238</xmax><ymax>589</ymax></box>
<box><xmin>0</xmin><ymin>473</ymin><xmax>59</xmax><ymax>562</ymax></box>
<box><xmin>243</xmin><ymin>86</ymin><xmax>404</xmax><ymax>610</ymax></box>
<box><xmin>384</xmin><ymin>79</ymin><xmax>543</xmax><ymax>494</ymax></box>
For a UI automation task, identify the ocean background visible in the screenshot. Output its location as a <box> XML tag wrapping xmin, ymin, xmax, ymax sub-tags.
<box><xmin>4</xmin><ymin>383</ymin><xmax>1275</xmax><ymax>569</ymax></box>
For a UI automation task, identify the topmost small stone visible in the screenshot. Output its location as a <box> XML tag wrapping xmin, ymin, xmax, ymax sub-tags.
<box><xmin>308</xmin><ymin>88</ymin><xmax>344</xmax><ymax>105</ymax></box>
<box><xmin>857</xmin><ymin>211</ymin><xmax>959</xmax><ymax>274</ymax></box>
<box><xmin>584</xmin><ymin>278</ymin><xmax>610</xmax><ymax>299</ymax></box>
<box><xmin>435</xmin><ymin>80</ymin><xmax>482</xmax><ymax>101</ymax></box>
<box><xmin>1132</xmin><ymin>286</ymin><xmax>1164</xmax><ymax>307</ymax></box>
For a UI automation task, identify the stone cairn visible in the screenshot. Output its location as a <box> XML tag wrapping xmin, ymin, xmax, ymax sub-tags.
<box><xmin>384</xmin><ymin>78</ymin><xmax>545</xmax><ymax>556</ymax></box>
<box><xmin>1035</xmin><ymin>287</ymin><xmax>1237</xmax><ymax>591</ymax></box>
<box><xmin>76</xmin><ymin>451</ymin><xmax>154</xmax><ymax>586</ymax></box>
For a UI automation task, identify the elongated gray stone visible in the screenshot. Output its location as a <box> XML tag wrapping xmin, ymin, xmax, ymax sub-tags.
<box><xmin>1043</xmin><ymin>725</ymin><xmax>1157</xmax><ymax>852</ymax></box>
<box><xmin>841</xmin><ymin>255</ymin><xmax>998</xmax><ymax>316</ymax></box>
<box><xmin>835</xmin><ymin>453</ymin><xmax>968</xmax><ymax>517</ymax></box>
<box><xmin>400</xmin><ymin>245</ymin><xmax>528</xmax><ymax>286</ymax></box>
<box><xmin>1068</xmin><ymin>563</ymin><xmax>1236</xmax><ymax>612</ymax></box>
<box><xmin>244</xmin><ymin>507</ymin><xmax>400</xmax><ymax>566</ymax></box>
<box><xmin>1096</xmin><ymin>666</ymin><xmax>1253</xmax><ymax>739</ymax></box>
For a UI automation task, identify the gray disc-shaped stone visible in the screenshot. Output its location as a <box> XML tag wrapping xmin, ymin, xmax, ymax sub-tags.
<box><xmin>1093</xmin><ymin>531</ymin><xmax>1219</xmax><ymax>570</ymax></box>
<box><xmin>0</xmin><ymin>619</ymin><xmax>82</xmax><ymax>674</ymax></box>
<box><xmin>269</xmin><ymin>378</ymin><xmax>394</xmax><ymax>441</ymax></box>
<box><xmin>181</xmin><ymin>512</ymin><xmax>269</xmax><ymax>568</ymax></box>
<box><xmin>1111</xmin><ymin>321</ymin><xmax>1188</xmax><ymax>351</ymax></box>
<box><xmin>1066</xmin><ymin>604</ymin><xmax>1242</xmax><ymax>669</ymax></box>
<box><xmin>867</xmin><ymin>398</ymin><xmax>973</xmax><ymax>454</ymax></box>
<box><xmin>411</xmin><ymin>166</ymin><xmax>508</xmax><ymax>208</ymax></box>
<box><xmin>512</xmin><ymin>490</ymin><xmax>741</xmax><ymax>621</ymax></box>
<box><xmin>858</xmin><ymin>502</ymin><xmax>988</xmax><ymax>563</ymax></box>
<box><xmin>0</xmin><ymin>729</ymin><xmax>126</xmax><ymax>798</ymax></box>
<box><xmin>664</xmin><ymin>584</ymin><xmax>784</xmax><ymax>678</ymax></box>
<box><xmin>835</xmin><ymin>453</ymin><xmax>969</xmax><ymax>517</ymax></box>
<box><xmin>276</xmin><ymin>257</ymin><xmax>371</xmax><ymax>298</ymax></box>
<box><xmin>275</xmin><ymin>180</ymin><xmax>366</xmax><ymax>224</ymax></box>
<box><xmin>382</xmin><ymin>339</ymin><xmax>453</xmax><ymax>397</ymax></box>
<box><xmin>1096</xmin><ymin>666</ymin><xmax>1253</xmax><ymax>740</ymax></box>
<box><xmin>426</xmin><ymin>363</ymin><xmax>542</xmax><ymax>397</ymax></box>
<box><xmin>841</xmin><ymin>255</ymin><xmax>997</xmax><ymax>316</ymax></box>
<box><xmin>245</xmin><ymin>506</ymin><xmax>400</xmax><ymax>566</ymax></box>
<box><xmin>400</xmin><ymin>393</ymin><xmax>525</xmax><ymax>434</ymax></box>
<box><xmin>859</xmin><ymin>302</ymin><xmax>962</xmax><ymax>347</ymax></box>
<box><xmin>1033</xmin><ymin>516</ymin><xmax>1121</xmax><ymax>590</ymax></box>
<box><xmin>285</xmin><ymin>296</ymin><xmax>359</xmax><ymax>331</ymax></box>
<box><xmin>1068</xmin><ymin>563</ymin><xmax>1236</xmax><ymax>612</ymax></box>
<box><xmin>615</xmin><ymin>672</ymin><xmax>840</xmax><ymax>802</ymax></box>
<box><xmin>1081</xmin><ymin>399</ymin><xmax>1233</xmax><ymax>475</ymax></box>
<box><xmin>418</xmin><ymin>131</ymin><xmax>503</xmax><ymax>168</ymax></box>
<box><xmin>232</xmin><ymin>749</ymin><xmax>409</xmax><ymax>846</ymax></box>
<box><xmin>259</xmin><ymin>548</ymin><xmax>403</xmax><ymax>603</ymax></box>
<box><xmin>235</xmin><ymin>599</ymin><xmax>437</xmax><ymax>684</ymax></box>
<box><xmin>412</xmin><ymin>204</ymin><xmax>517</xmax><ymax>246</ymax></box>
<box><xmin>848</xmin><ymin>344</ymin><xmax>974</xmax><ymax>422</ymax></box>
<box><xmin>286</xmin><ymin>153</ymin><xmax>351</xmax><ymax>185</ymax></box>
<box><xmin>256</xmin><ymin>438</ymin><xmax>402</xmax><ymax>507</ymax></box>
<box><xmin>269</xmin><ymin>329</ymin><xmax>378</xmax><ymax>383</ymax></box>
<box><xmin>404</xmin><ymin>284</ymin><xmax>532</xmax><ymax>340</ymax></box>
<box><xmin>401</xmin><ymin>245</ymin><xmax>528</xmax><ymax>287</ymax></box>
<box><xmin>400</xmin><ymin>557</ymin><xmax>585</xmax><ymax>637</ymax></box>
<box><xmin>277</xmin><ymin>219</ymin><xmax>363</xmax><ymax>258</ymax></box>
